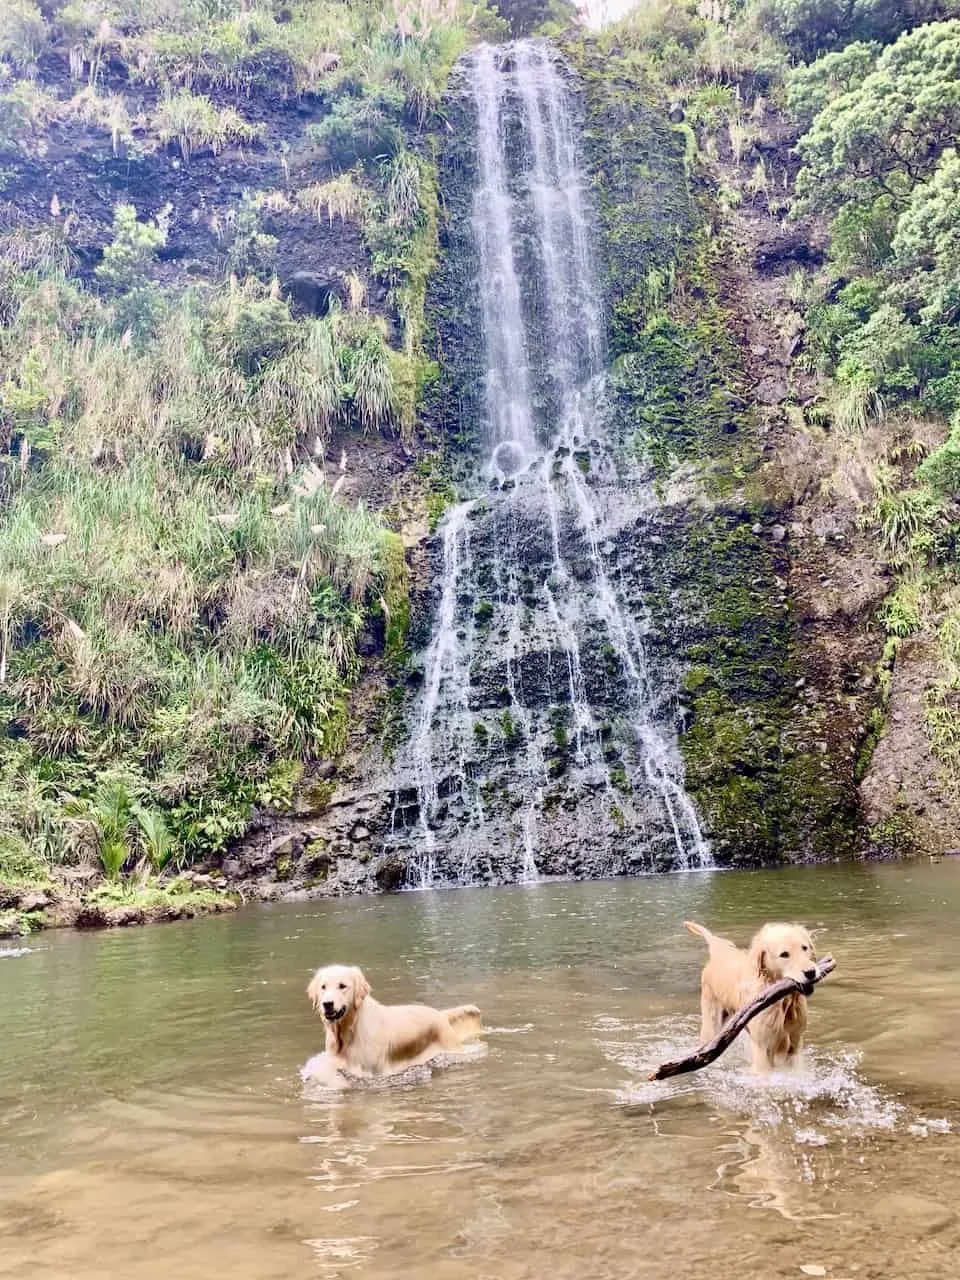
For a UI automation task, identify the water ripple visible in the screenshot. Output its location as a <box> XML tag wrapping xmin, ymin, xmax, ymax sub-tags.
<box><xmin>596</xmin><ymin>1013</ymin><xmax>948</xmax><ymax>1138</ymax></box>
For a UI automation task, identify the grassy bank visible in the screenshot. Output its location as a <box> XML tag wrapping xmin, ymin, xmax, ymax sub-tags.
<box><xmin>0</xmin><ymin>0</ymin><xmax>514</xmax><ymax>908</ymax></box>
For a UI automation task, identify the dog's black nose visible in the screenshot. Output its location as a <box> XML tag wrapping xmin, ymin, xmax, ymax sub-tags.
<box><xmin>322</xmin><ymin>1000</ymin><xmax>335</xmax><ymax>1014</ymax></box>
<box><xmin>803</xmin><ymin>968</ymin><xmax>817</xmax><ymax>981</ymax></box>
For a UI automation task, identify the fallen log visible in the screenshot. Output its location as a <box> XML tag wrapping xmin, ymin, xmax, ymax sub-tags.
<box><xmin>648</xmin><ymin>954</ymin><xmax>836</xmax><ymax>1082</ymax></box>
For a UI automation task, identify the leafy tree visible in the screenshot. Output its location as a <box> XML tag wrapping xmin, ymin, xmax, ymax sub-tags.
<box><xmin>493</xmin><ymin>0</ymin><xmax>576</xmax><ymax>36</ymax></box>
<box><xmin>96</xmin><ymin>202</ymin><xmax>169</xmax><ymax>340</ymax></box>
<box><xmin>917</xmin><ymin>415</ymin><xmax>960</xmax><ymax>496</ymax></box>
<box><xmin>754</xmin><ymin>0</ymin><xmax>959</xmax><ymax>60</ymax></box>
<box><xmin>835</xmin><ymin>302</ymin><xmax>918</xmax><ymax>392</ymax></box>
<box><xmin>795</xmin><ymin>21</ymin><xmax>960</xmax><ymax>222</ymax></box>
<box><xmin>786</xmin><ymin>40</ymin><xmax>880</xmax><ymax>128</ymax></box>
<box><xmin>889</xmin><ymin>148</ymin><xmax>960</xmax><ymax>322</ymax></box>
<box><xmin>96</xmin><ymin>202</ymin><xmax>168</xmax><ymax>294</ymax></box>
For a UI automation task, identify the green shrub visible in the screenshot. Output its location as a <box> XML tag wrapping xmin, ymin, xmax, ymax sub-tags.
<box><xmin>0</xmin><ymin>0</ymin><xmax>49</xmax><ymax>73</ymax></box>
<box><xmin>0</xmin><ymin>835</ymin><xmax>49</xmax><ymax>885</ymax></box>
<box><xmin>153</xmin><ymin>90</ymin><xmax>265</xmax><ymax>160</ymax></box>
<box><xmin>918</xmin><ymin>422</ymin><xmax>960</xmax><ymax>497</ymax></box>
<box><xmin>95</xmin><ymin>202</ymin><xmax>167</xmax><ymax>293</ymax></box>
<box><xmin>222</xmin><ymin>193</ymin><xmax>277</xmax><ymax>278</ymax></box>
<box><xmin>0</xmin><ymin>81</ymin><xmax>59</xmax><ymax>154</ymax></box>
<box><xmin>307</xmin><ymin>87</ymin><xmax>405</xmax><ymax>166</ymax></box>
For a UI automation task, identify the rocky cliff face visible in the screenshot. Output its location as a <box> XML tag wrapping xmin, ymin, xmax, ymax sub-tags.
<box><xmin>224</xmin><ymin>38</ymin><xmax>907</xmax><ymax>901</ymax></box>
<box><xmin>7</xmin><ymin>26</ymin><xmax>952</xmax><ymax>907</ymax></box>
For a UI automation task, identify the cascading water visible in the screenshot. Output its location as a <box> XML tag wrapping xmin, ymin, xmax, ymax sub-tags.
<box><xmin>388</xmin><ymin>39</ymin><xmax>712</xmax><ymax>885</ymax></box>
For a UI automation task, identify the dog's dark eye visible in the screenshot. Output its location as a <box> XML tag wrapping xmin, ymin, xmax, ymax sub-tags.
<box><xmin>779</xmin><ymin>950</ymin><xmax>790</xmax><ymax>958</ymax></box>
<box><xmin>339</xmin><ymin>983</ymin><xmax>346</xmax><ymax>990</ymax></box>
<box><xmin>802</xmin><ymin>945</ymin><xmax>809</xmax><ymax>952</ymax></box>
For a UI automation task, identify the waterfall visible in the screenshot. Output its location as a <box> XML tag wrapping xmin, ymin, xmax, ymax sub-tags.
<box><xmin>471</xmin><ymin>44</ymin><xmax>537</xmax><ymax>479</ymax></box>
<box><xmin>388</xmin><ymin>40</ymin><xmax>712</xmax><ymax>885</ymax></box>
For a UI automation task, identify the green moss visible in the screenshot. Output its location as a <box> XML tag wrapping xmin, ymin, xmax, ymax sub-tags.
<box><xmin>500</xmin><ymin>708</ymin><xmax>522</xmax><ymax>748</ymax></box>
<box><xmin>683</xmin><ymin>665</ymin><xmax>713</xmax><ymax>694</ymax></box>
<box><xmin>566</xmin><ymin>34</ymin><xmax>865</xmax><ymax>864</ymax></box>
<box><xmin>609</xmin><ymin>763</ymin><xmax>632</xmax><ymax>794</ymax></box>
<box><xmin>379</xmin><ymin>530</ymin><xmax>411</xmax><ymax>666</ymax></box>
<box><xmin>0</xmin><ymin>908</ymin><xmax>43</xmax><ymax>938</ymax></box>
<box><xmin>305</xmin><ymin>779</ymin><xmax>336</xmax><ymax>813</ymax></box>
<box><xmin>549</xmin><ymin>704</ymin><xmax>570</xmax><ymax>752</ymax></box>
<box><xmin>546</xmin><ymin>755</ymin><xmax>567</xmax><ymax>779</ymax></box>
<box><xmin>83</xmin><ymin>878</ymin><xmax>237</xmax><ymax>917</ymax></box>
<box><xmin>375</xmin><ymin>681</ymin><xmax>410</xmax><ymax>759</ymax></box>
<box><xmin>868</xmin><ymin>804</ymin><xmax>927</xmax><ymax>858</ymax></box>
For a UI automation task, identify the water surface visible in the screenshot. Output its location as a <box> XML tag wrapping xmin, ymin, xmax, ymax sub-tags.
<box><xmin>2</xmin><ymin>862</ymin><xmax>960</xmax><ymax>1278</ymax></box>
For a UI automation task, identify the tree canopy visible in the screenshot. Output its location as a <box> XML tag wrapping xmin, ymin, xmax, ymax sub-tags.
<box><xmin>795</xmin><ymin>20</ymin><xmax>960</xmax><ymax>218</ymax></box>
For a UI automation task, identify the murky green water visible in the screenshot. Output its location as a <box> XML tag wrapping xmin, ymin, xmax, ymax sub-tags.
<box><xmin>2</xmin><ymin>862</ymin><xmax>960</xmax><ymax>1279</ymax></box>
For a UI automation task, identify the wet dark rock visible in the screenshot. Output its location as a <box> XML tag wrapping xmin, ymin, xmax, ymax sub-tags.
<box><xmin>374</xmin><ymin>857</ymin><xmax>407</xmax><ymax>892</ymax></box>
<box><xmin>17</xmin><ymin>891</ymin><xmax>50</xmax><ymax>912</ymax></box>
<box><xmin>753</xmin><ymin>233</ymin><xmax>823</xmax><ymax>273</ymax></box>
<box><xmin>282</xmin><ymin>270</ymin><xmax>343</xmax><ymax>317</ymax></box>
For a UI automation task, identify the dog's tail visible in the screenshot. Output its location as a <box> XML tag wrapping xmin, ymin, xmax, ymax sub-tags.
<box><xmin>684</xmin><ymin>920</ymin><xmax>713</xmax><ymax>945</ymax></box>
<box><xmin>444</xmin><ymin>1004</ymin><xmax>482</xmax><ymax>1039</ymax></box>
<box><xmin>685</xmin><ymin>920</ymin><xmax>735</xmax><ymax>954</ymax></box>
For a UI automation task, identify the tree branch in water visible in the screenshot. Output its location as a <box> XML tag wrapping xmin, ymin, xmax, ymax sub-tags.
<box><xmin>648</xmin><ymin>954</ymin><xmax>837</xmax><ymax>1082</ymax></box>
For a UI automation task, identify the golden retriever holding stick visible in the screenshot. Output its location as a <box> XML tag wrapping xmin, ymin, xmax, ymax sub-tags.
<box><xmin>685</xmin><ymin>920</ymin><xmax>818</xmax><ymax>1073</ymax></box>
<box><xmin>305</xmin><ymin>964</ymin><xmax>482</xmax><ymax>1085</ymax></box>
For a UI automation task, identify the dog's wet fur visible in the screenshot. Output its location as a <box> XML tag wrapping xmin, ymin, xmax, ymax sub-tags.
<box><xmin>685</xmin><ymin>920</ymin><xmax>818</xmax><ymax>1073</ymax></box>
<box><xmin>304</xmin><ymin>964</ymin><xmax>482</xmax><ymax>1087</ymax></box>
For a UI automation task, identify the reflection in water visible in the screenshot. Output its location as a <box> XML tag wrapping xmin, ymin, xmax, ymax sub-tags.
<box><xmin>1</xmin><ymin>862</ymin><xmax>960</xmax><ymax>1278</ymax></box>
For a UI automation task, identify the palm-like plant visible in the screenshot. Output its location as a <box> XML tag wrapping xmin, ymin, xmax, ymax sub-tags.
<box><xmin>134</xmin><ymin>805</ymin><xmax>177</xmax><ymax>874</ymax></box>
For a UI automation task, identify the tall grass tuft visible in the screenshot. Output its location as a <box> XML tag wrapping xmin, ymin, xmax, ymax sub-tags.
<box><xmin>0</xmin><ymin>243</ymin><xmax>409</xmax><ymax>871</ymax></box>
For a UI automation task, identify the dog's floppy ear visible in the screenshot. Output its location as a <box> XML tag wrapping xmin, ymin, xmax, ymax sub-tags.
<box><xmin>307</xmin><ymin>970</ymin><xmax>324</xmax><ymax>1011</ymax></box>
<box><xmin>749</xmin><ymin>934</ymin><xmax>771</xmax><ymax>982</ymax></box>
<box><xmin>353</xmin><ymin>967</ymin><xmax>371</xmax><ymax>1003</ymax></box>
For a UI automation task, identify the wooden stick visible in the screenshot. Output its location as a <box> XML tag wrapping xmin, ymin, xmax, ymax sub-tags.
<box><xmin>648</xmin><ymin>954</ymin><xmax>836</xmax><ymax>1082</ymax></box>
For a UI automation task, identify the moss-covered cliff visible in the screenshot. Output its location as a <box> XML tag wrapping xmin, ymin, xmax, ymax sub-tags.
<box><xmin>568</xmin><ymin>37</ymin><xmax>873</xmax><ymax>864</ymax></box>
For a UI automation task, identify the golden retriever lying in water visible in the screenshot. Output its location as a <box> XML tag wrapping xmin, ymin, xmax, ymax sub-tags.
<box><xmin>685</xmin><ymin>920</ymin><xmax>818</xmax><ymax>1073</ymax></box>
<box><xmin>304</xmin><ymin>964</ymin><xmax>482</xmax><ymax>1085</ymax></box>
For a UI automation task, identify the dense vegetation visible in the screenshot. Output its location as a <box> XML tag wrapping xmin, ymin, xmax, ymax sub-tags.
<box><xmin>1</xmin><ymin>0</ymin><xmax>959</xmax><ymax>924</ymax></box>
<box><xmin>0</xmin><ymin>0</ymin><xmax>513</xmax><ymax>910</ymax></box>
<box><xmin>583</xmin><ymin>0</ymin><xmax>960</xmax><ymax>838</ymax></box>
